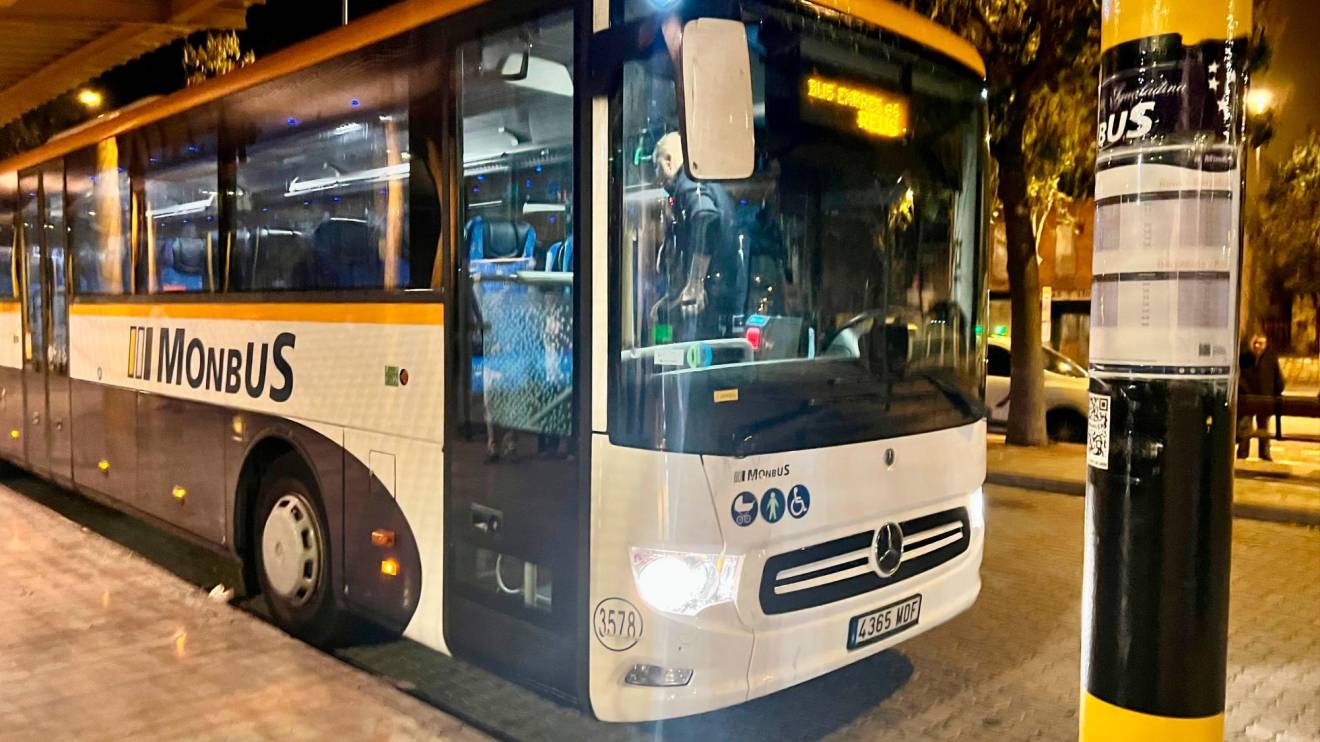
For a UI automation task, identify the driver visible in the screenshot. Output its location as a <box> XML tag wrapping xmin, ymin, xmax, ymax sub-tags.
<box><xmin>650</xmin><ymin>132</ymin><xmax>739</xmax><ymax>342</ymax></box>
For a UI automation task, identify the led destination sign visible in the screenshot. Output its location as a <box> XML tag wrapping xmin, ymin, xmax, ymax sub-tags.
<box><xmin>804</xmin><ymin>75</ymin><xmax>909</xmax><ymax>139</ymax></box>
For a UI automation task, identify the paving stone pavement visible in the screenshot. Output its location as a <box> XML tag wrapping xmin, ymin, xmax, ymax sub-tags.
<box><xmin>2</xmin><ymin>474</ymin><xmax>1316</xmax><ymax>742</ymax></box>
<box><xmin>823</xmin><ymin>487</ymin><xmax>1320</xmax><ymax>742</ymax></box>
<box><xmin>0</xmin><ymin>483</ymin><xmax>488</xmax><ymax>742</ymax></box>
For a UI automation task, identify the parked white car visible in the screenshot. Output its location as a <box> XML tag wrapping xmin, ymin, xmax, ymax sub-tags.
<box><xmin>986</xmin><ymin>336</ymin><xmax>1090</xmax><ymax>442</ymax></box>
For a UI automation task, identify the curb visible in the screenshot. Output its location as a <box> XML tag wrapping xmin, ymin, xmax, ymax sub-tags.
<box><xmin>985</xmin><ymin>472</ymin><xmax>1085</xmax><ymax>497</ymax></box>
<box><xmin>985</xmin><ymin>472</ymin><xmax>1320</xmax><ymax>527</ymax></box>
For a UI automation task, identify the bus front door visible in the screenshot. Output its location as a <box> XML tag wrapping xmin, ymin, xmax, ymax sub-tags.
<box><xmin>443</xmin><ymin>6</ymin><xmax>584</xmax><ymax>704</ymax></box>
<box><xmin>17</xmin><ymin>163</ymin><xmax>72</xmax><ymax>483</ymax></box>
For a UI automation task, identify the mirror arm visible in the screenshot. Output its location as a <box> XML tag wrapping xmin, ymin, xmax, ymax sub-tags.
<box><xmin>587</xmin><ymin>1</ymin><xmax>742</xmax><ymax>96</ymax></box>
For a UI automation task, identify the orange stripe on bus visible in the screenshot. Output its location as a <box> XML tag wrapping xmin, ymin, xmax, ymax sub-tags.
<box><xmin>70</xmin><ymin>302</ymin><xmax>444</xmax><ymax>325</ymax></box>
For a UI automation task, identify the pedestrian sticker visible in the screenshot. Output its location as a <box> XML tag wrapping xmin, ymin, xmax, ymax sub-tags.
<box><xmin>760</xmin><ymin>488</ymin><xmax>785</xmax><ymax>524</ymax></box>
<box><xmin>1087</xmin><ymin>393</ymin><xmax>1110</xmax><ymax>470</ymax></box>
<box><xmin>788</xmin><ymin>485</ymin><xmax>811</xmax><ymax>519</ymax></box>
<box><xmin>731</xmin><ymin>492</ymin><xmax>758</xmax><ymax>527</ymax></box>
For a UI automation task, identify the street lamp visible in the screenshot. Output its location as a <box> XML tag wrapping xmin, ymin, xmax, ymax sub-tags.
<box><xmin>1246</xmin><ymin>87</ymin><xmax>1275</xmax><ymax>117</ymax></box>
<box><xmin>76</xmin><ymin>88</ymin><xmax>104</xmax><ymax>110</ymax></box>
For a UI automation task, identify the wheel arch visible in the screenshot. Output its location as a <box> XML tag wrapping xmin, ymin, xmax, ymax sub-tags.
<box><xmin>233</xmin><ymin>431</ymin><xmax>321</xmax><ymax>595</ymax></box>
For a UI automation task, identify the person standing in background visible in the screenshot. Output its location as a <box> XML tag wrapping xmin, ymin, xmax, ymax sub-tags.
<box><xmin>1238</xmin><ymin>331</ymin><xmax>1285</xmax><ymax>460</ymax></box>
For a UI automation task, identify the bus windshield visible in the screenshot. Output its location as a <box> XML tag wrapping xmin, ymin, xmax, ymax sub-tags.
<box><xmin>612</xmin><ymin>2</ymin><xmax>987</xmax><ymax>456</ymax></box>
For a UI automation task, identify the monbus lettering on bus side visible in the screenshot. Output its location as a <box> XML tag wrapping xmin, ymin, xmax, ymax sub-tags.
<box><xmin>127</xmin><ymin>326</ymin><xmax>296</xmax><ymax>402</ymax></box>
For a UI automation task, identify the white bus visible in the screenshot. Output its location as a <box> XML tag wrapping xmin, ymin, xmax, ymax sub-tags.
<box><xmin>0</xmin><ymin>0</ymin><xmax>988</xmax><ymax>722</ymax></box>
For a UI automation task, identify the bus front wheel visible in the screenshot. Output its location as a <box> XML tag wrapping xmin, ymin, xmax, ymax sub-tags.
<box><xmin>253</xmin><ymin>455</ymin><xmax>347</xmax><ymax>646</ymax></box>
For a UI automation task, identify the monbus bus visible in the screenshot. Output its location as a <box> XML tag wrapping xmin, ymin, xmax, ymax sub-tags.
<box><xmin>0</xmin><ymin>0</ymin><xmax>988</xmax><ymax>721</ymax></box>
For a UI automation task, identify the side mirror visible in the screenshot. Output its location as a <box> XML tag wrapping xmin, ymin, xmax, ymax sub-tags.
<box><xmin>678</xmin><ymin>18</ymin><xmax>755</xmax><ymax>180</ymax></box>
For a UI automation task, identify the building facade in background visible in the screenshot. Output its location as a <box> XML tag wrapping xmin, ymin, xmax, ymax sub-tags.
<box><xmin>989</xmin><ymin>199</ymin><xmax>1095</xmax><ymax>364</ymax></box>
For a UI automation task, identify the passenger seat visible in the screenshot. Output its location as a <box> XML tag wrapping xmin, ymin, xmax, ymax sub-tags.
<box><xmin>160</xmin><ymin>237</ymin><xmax>208</xmax><ymax>292</ymax></box>
<box><xmin>312</xmin><ymin>218</ymin><xmax>381</xmax><ymax>289</ymax></box>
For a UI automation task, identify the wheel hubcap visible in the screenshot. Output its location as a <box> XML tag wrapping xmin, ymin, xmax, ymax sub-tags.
<box><xmin>261</xmin><ymin>493</ymin><xmax>321</xmax><ymax>606</ymax></box>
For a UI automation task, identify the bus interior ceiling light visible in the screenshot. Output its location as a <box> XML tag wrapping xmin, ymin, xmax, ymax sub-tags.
<box><xmin>630</xmin><ymin>547</ymin><xmax>740</xmax><ymax>616</ymax></box>
<box><xmin>285</xmin><ymin>162</ymin><xmax>410</xmax><ymax>197</ymax></box>
<box><xmin>151</xmin><ymin>194</ymin><xmax>217</xmax><ymax>220</ymax></box>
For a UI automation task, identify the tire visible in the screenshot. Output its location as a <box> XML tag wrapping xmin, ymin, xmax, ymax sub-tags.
<box><xmin>252</xmin><ymin>454</ymin><xmax>347</xmax><ymax>646</ymax></box>
<box><xmin>1047</xmin><ymin>410</ymin><xmax>1087</xmax><ymax>444</ymax></box>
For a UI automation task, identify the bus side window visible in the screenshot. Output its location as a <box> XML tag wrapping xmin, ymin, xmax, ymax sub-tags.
<box><xmin>0</xmin><ymin>212</ymin><xmax>13</xmax><ymax>298</ymax></box>
<box><xmin>66</xmin><ymin>141</ymin><xmax>133</xmax><ymax>296</ymax></box>
<box><xmin>135</xmin><ymin>106</ymin><xmax>222</xmax><ymax>294</ymax></box>
<box><xmin>225</xmin><ymin>31</ymin><xmax>436</xmax><ymax>293</ymax></box>
<box><xmin>456</xmin><ymin>9</ymin><xmax>576</xmax><ymax>439</ymax></box>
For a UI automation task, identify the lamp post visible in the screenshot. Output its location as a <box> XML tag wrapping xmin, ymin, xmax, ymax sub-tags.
<box><xmin>1081</xmin><ymin>0</ymin><xmax>1250</xmax><ymax>739</ymax></box>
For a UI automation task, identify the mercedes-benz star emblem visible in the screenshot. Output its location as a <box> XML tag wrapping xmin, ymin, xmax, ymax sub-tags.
<box><xmin>874</xmin><ymin>522</ymin><xmax>904</xmax><ymax>577</ymax></box>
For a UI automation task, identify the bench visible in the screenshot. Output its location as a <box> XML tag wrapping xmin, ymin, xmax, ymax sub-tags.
<box><xmin>1238</xmin><ymin>394</ymin><xmax>1320</xmax><ymax>442</ymax></box>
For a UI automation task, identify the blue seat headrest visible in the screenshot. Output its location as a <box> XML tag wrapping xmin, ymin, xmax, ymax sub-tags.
<box><xmin>465</xmin><ymin>215</ymin><xmax>535</xmax><ymax>261</ymax></box>
<box><xmin>313</xmin><ymin>218</ymin><xmax>382</xmax><ymax>289</ymax></box>
<box><xmin>545</xmin><ymin>234</ymin><xmax>573</xmax><ymax>272</ymax></box>
<box><xmin>168</xmin><ymin>237</ymin><xmax>208</xmax><ymax>275</ymax></box>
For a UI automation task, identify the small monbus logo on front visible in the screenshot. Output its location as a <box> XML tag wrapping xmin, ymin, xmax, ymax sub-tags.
<box><xmin>127</xmin><ymin>326</ymin><xmax>296</xmax><ymax>402</ymax></box>
<box><xmin>734</xmin><ymin>463</ymin><xmax>790</xmax><ymax>484</ymax></box>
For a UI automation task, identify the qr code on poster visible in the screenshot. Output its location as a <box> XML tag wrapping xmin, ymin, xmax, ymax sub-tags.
<box><xmin>1087</xmin><ymin>393</ymin><xmax>1110</xmax><ymax>470</ymax></box>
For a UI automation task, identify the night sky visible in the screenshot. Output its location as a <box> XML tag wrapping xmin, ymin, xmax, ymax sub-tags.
<box><xmin>94</xmin><ymin>0</ymin><xmax>1319</xmax><ymax>161</ymax></box>
<box><xmin>1256</xmin><ymin>0</ymin><xmax>1319</xmax><ymax>158</ymax></box>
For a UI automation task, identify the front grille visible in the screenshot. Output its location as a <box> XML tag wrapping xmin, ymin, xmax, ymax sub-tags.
<box><xmin>758</xmin><ymin>507</ymin><xmax>970</xmax><ymax>615</ymax></box>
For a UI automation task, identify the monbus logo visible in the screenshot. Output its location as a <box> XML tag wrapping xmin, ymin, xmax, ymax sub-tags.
<box><xmin>734</xmin><ymin>464</ymin><xmax>790</xmax><ymax>484</ymax></box>
<box><xmin>127</xmin><ymin>326</ymin><xmax>296</xmax><ymax>402</ymax></box>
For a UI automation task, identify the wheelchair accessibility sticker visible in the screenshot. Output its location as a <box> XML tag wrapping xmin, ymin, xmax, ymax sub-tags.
<box><xmin>731</xmin><ymin>492</ymin><xmax>758</xmax><ymax>527</ymax></box>
<box><xmin>788</xmin><ymin>485</ymin><xmax>811</xmax><ymax>519</ymax></box>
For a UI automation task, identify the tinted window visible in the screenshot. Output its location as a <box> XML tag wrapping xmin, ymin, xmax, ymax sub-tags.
<box><xmin>612</xmin><ymin>7</ymin><xmax>986</xmax><ymax>455</ymax></box>
<box><xmin>67</xmin><ymin>141</ymin><xmax>133</xmax><ymax>295</ymax></box>
<box><xmin>456</xmin><ymin>8</ymin><xmax>575</xmax><ymax>437</ymax></box>
<box><xmin>0</xmin><ymin>172</ymin><xmax>15</xmax><ymax>298</ymax></box>
<box><xmin>19</xmin><ymin>170</ymin><xmax>40</xmax><ymax>366</ymax></box>
<box><xmin>132</xmin><ymin>108</ymin><xmax>221</xmax><ymax>293</ymax></box>
<box><xmin>987</xmin><ymin>345</ymin><xmax>1010</xmax><ymax>376</ymax></box>
<box><xmin>227</xmin><ymin>33</ymin><xmax>442</xmax><ymax>292</ymax></box>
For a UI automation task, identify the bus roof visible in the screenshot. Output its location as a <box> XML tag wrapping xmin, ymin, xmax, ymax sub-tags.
<box><xmin>0</xmin><ymin>0</ymin><xmax>985</xmax><ymax>176</ymax></box>
<box><xmin>812</xmin><ymin>0</ymin><xmax>985</xmax><ymax>78</ymax></box>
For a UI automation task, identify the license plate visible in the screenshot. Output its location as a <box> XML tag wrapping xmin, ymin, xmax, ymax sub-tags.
<box><xmin>847</xmin><ymin>594</ymin><xmax>922</xmax><ymax>650</ymax></box>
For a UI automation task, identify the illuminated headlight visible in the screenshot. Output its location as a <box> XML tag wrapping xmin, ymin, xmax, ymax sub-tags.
<box><xmin>969</xmin><ymin>487</ymin><xmax>986</xmax><ymax>530</ymax></box>
<box><xmin>630</xmin><ymin>548</ymin><xmax>741</xmax><ymax>616</ymax></box>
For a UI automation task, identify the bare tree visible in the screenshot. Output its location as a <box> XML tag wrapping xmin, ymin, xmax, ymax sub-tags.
<box><xmin>904</xmin><ymin>0</ymin><xmax>1100</xmax><ymax>446</ymax></box>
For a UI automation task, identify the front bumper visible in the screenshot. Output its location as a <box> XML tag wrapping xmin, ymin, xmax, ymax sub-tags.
<box><xmin>746</xmin><ymin>520</ymin><xmax>983</xmax><ymax>700</ymax></box>
<box><xmin>591</xmin><ymin>493</ymin><xmax>984</xmax><ymax>721</ymax></box>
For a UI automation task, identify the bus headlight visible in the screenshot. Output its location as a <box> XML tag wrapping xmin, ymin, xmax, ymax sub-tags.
<box><xmin>630</xmin><ymin>548</ymin><xmax>741</xmax><ymax>616</ymax></box>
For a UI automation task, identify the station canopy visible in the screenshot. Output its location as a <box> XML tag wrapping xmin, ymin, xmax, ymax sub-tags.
<box><xmin>0</xmin><ymin>0</ymin><xmax>264</xmax><ymax>127</ymax></box>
